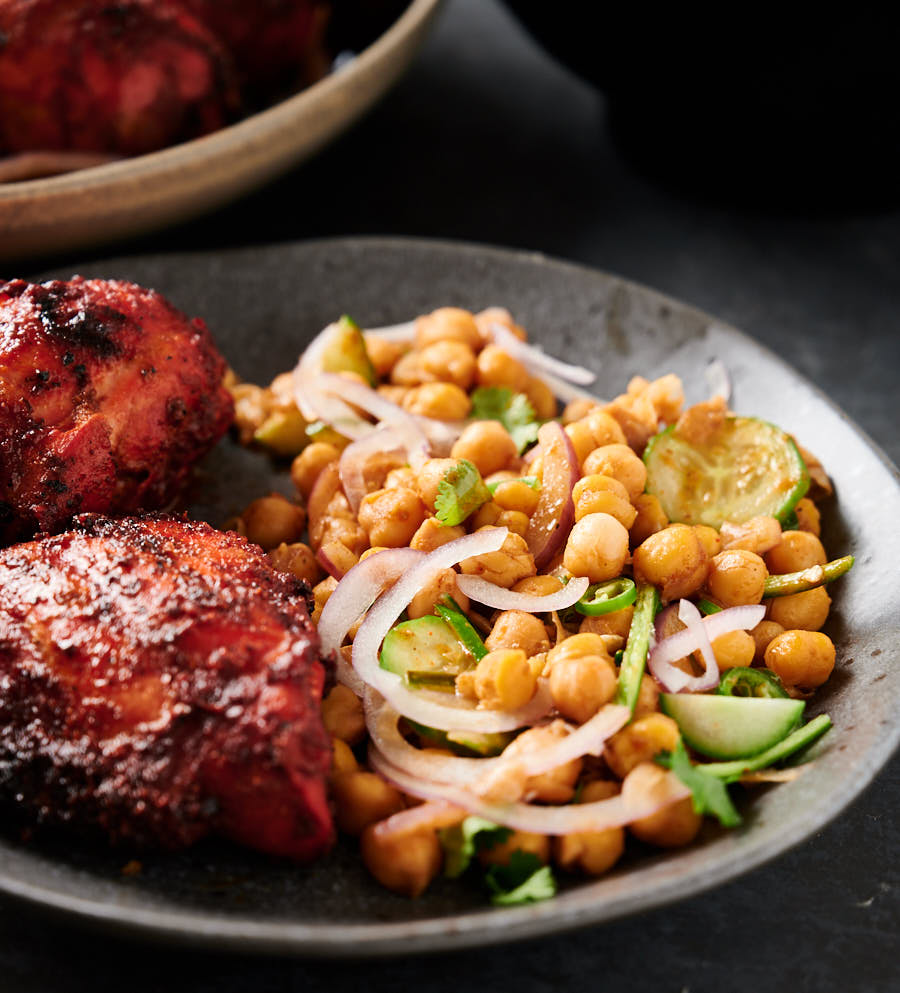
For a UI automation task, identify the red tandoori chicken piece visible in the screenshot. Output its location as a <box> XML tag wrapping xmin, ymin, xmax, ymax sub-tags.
<box><xmin>0</xmin><ymin>276</ymin><xmax>233</xmax><ymax>545</ymax></box>
<box><xmin>0</xmin><ymin>0</ymin><xmax>240</xmax><ymax>157</ymax></box>
<box><xmin>0</xmin><ymin>514</ymin><xmax>333</xmax><ymax>860</ymax></box>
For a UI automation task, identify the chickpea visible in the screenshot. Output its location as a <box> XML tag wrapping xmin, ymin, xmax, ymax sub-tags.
<box><xmin>582</xmin><ymin>444</ymin><xmax>647</xmax><ymax>501</ymax></box>
<box><xmin>478</xmin><ymin>830</ymin><xmax>550</xmax><ymax>868</ymax></box>
<box><xmin>711</xmin><ymin>630</ymin><xmax>756</xmax><ymax>670</ymax></box>
<box><xmin>633</xmin><ymin>673</ymin><xmax>660</xmax><ymax>718</ymax></box>
<box><xmin>416</xmin><ymin>458</ymin><xmax>457</xmax><ymax>511</ymax></box>
<box><xmin>554</xmin><ymin>780</ymin><xmax>625</xmax><ymax>876</ymax></box>
<box><xmin>474</xmin><ymin>306</ymin><xmax>525</xmax><ymax>344</ymax></box>
<box><xmin>585</xmin><ymin>409</ymin><xmax>629</xmax><ymax>449</ymax></box>
<box><xmin>361</xmin><ymin>823</ymin><xmax>442</xmax><ymax>898</ymax></box>
<box><xmin>572</xmin><ymin>474</ymin><xmax>637</xmax><ymax>528</ymax></box>
<box><xmin>378</xmin><ymin>384</ymin><xmax>411</xmax><ymax>405</ymax></box>
<box><xmin>565</xmin><ymin>420</ymin><xmax>600</xmax><ymax>466</ymax></box>
<box><xmin>318</xmin><ymin>514</ymin><xmax>368</xmax><ymax>556</ymax></box>
<box><xmin>706</xmin><ymin>549</ymin><xmax>768</xmax><ymax>606</ymax></box>
<box><xmin>629</xmin><ymin>493</ymin><xmax>669</xmax><ymax>546</ymax></box>
<box><xmin>476</xmin><ymin>344</ymin><xmax>531</xmax><ymax>392</ymax></box>
<box><xmin>331</xmin><ymin>737</ymin><xmax>358</xmax><ymax>776</ymax></box>
<box><xmin>578</xmin><ymin>605</ymin><xmax>634</xmax><ymax>641</ymax></box>
<box><xmin>321</xmin><ymin>684</ymin><xmax>366</xmax><ymax>744</ymax></box>
<box><xmin>605</xmin><ymin>714</ymin><xmax>681</xmax><ymax>779</ymax></box>
<box><xmin>331</xmin><ymin>771</ymin><xmax>405</xmax><ymax>836</ymax></box>
<box><xmin>645</xmin><ymin>373</ymin><xmax>685</xmax><ymax>425</ymax></box>
<box><xmin>485</xmin><ymin>610</ymin><xmax>551</xmax><ymax>657</ymax></box>
<box><xmin>549</xmin><ymin>654</ymin><xmax>617</xmax><ymax>724</ymax></box>
<box><xmin>693</xmin><ymin>525</ymin><xmax>722</xmax><ymax>559</ymax></box>
<box><xmin>410</xmin><ymin>517</ymin><xmax>466</xmax><ymax>552</ymax></box>
<box><xmin>719</xmin><ymin>516</ymin><xmax>782</xmax><ymax>555</ymax></box>
<box><xmin>562</xmin><ymin>397</ymin><xmax>599</xmax><ymax>424</ymax></box>
<box><xmin>470</xmin><ymin>500</ymin><xmax>502</xmax><ymax>530</ymax></box>
<box><xmin>460</xmin><ymin>528</ymin><xmax>536</xmax><ymax>587</ymax></box>
<box><xmin>765</xmin><ymin>530</ymin><xmax>827</xmax><ymax>575</ymax></box>
<box><xmin>384</xmin><ymin>466</ymin><xmax>418</xmax><ymax>490</ymax></box>
<box><xmin>794</xmin><ymin>497</ymin><xmax>821</xmax><ymax>536</ymax></box>
<box><xmin>563</xmin><ymin>512</ymin><xmax>630</xmax><ymax>583</ymax></box>
<box><xmin>402</xmin><ymin>382</ymin><xmax>471</xmax><ymax>420</ymax></box>
<box><xmin>407</xmin><ymin>568</ymin><xmax>469</xmax><ymax>619</ymax></box>
<box><xmin>502</xmin><ymin>722</ymin><xmax>583</xmax><ymax>803</ymax></box>
<box><xmin>389</xmin><ymin>350</ymin><xmax>425</xmax><ymax>386</ymax></box>
<box><xmin>451</xmin><ymin>421</ymin><xmax>518</xmax><ymax>477</ymax></box>
<box><xmin>418</xmin><ymin>339</ymin><xmax>477</xmax><ymax>391</ymax></box>
<box><xmin>358</xmin><ymin>487</ymin><xmax>426</xmax><ymax>547</ymax></box>
<box><xmin>621</xmin><ymin>763</ymin><xmax>702</xmax><ymax>847</ymax></box>
<box><xmin>493</xmin><ymin>479</ymin><xmax>541</xmax><ymax>516</ymax></box>
<box><xmin>750</xmin><ymin>619</ymin><xmax>785</xmax><ymax>663</ymax></box>
<box><xmin>473</xmin><ymin>648</ymin><xmax>537</xmax><ymax>711</ymax></box>
<box><xmin>512</xmin><ymin>574</ymin><xmax>564</xmax><ymax>596</ymax></box>
<box><xmin>548</xmin><ymin>632</ymin><xmax>616</xmax><ymax>667</ymax></box>
<box><xmin>364</xmin><ymin>334</ymin><xmax>406</xmax><ymax>378</ymax></box>
<box><xmin>311</xmin><ymin>575</ymin><xmax>337</xmax><ymax>623</ymax></box>
<box><xmin>633</xmin><ymin>524</ymin><xmax>708</xmax><ymax>602</ymax></box>
<box><xmin>231</xmin><ymin>382</ymin><xmax>269</xmax><ymax>443</ymax></box>
<box><xmin>415</xmin><ymin>307</ymin><xmax>481</xmax><ymax>350</ymax></box>
<box><xmin>765</xmin><ymin>629</ymin><xmax>836</xmax><ymax>690</ymax></box>
<box><xmin>767</xmin><ymin>586</ymin><xmax>831</xmax><ymax>631</ymax></box>
<box><xmin>497</xmin><ymin>509</ymin><xmax>529</xmax><ymax>538</ymax></box>
<box><xmin>241</xmin><ymin>493</ymin><xmax>306</xmax><ymax>550</ymax></box>
<box><xmin>291</xmin><ymin>442</ymin><xmax>340</xmax><ymax>499</ymax></box>
<box><xmin>526</xmin><ymin>376</ymin><xmax>558</xmax><ymax>420</ymax></box>
<box><xmin>268</xmin><ymin>542</ymin><xmax>321</xmax><ymax>586</ymax></box>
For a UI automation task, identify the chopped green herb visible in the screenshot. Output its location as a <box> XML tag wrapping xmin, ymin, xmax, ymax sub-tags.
<box><xmin>656</xmin><ymin>739</ymin><xmax>742</xmax><ymax>828</ymax></box>
<box><xmin>435</xmin><ymin>459</ymin><xmax>492</xmax><ymax>526</ymax></box>
<box><xmin>470</xmin><ymin>387</ymin><xmax>541</xmax><ymax>454</ymax></box>
<box><xmin>484</xmin><ymin>851</ymin><xmax>557</xmax><ymax>906</ymax></box>
<box><xmin>439</xmin><ymin>816</ymin><xmax>512</xmax><ymax>878</ymax></box>
<box><xmin>487</xmin><ymin>475</ymin><xmax>540</xmax><ymax>495</ymax></box>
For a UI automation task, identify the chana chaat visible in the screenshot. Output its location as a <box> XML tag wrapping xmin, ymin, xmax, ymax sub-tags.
<box><xmin>228</xmin><ymin>306</ymin><xmax>851</xmax><ymax>904</ymax></box>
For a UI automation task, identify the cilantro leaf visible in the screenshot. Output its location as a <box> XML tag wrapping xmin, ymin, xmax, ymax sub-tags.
<box><xmin>484</xmin><ymin>851</ymin><xmax>557</xmax><ymax>906</ymax></box>
<box><xmin>439</xmin><ymin>816</ymin><xmax>512</xmax><ymax>878</ymax></box>
<box><xmin>656</xmin><ymin>738</ymin><xmax>742</xmax><ymax>828</ymax></box>
<box><xmin>434</xmin><ymin>459</ymin><xmax>491</xmax><ymax>526</ymax></box>
<box><xmin>470</xmin><ymin>387</ymin><xmax>541</xmax><ymax>454</ymax></box>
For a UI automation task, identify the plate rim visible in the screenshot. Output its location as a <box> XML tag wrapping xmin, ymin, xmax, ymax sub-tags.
<box><xmin>5</xmin><ymin>235</ymin><xmax>900</xmax><ymax>956</ymax></box>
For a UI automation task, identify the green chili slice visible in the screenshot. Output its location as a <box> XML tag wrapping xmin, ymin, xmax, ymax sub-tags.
<box><xmin>614</xmin><ymin>582</ymin><xmax>658</xmax><ymax>714</ymax></box>
<box><xmin>574</xmin><ymin>577</ymin><xmax>637</xmax><ymax>617</ymax></box>
<box><xmin>717</xmin><ymin>666</ymin><xmax>788</xmax><ymax>699</ymax></box>
<box><xmin>435</xmin><ymin>598</ymin><xmax>488</xmax><ymax>660</ymax></box>
<box><xmin>763</xmin><ymin>555</ymin><xmax>854</xmax><ymax>598</ymax></box>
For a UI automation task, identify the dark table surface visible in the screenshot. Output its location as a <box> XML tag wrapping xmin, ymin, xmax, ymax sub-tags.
<box><xmin>6</xmin><ymin>0</ymin><xmax>900</xmax><ymax>989</ymax></box>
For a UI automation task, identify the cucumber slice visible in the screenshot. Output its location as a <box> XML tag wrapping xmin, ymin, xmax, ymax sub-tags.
<box><xmin>379</xmin><ymin>616</ymin><xmax>473</xmax><ymax>684</ymax></box>
<box><xmin>701</xmin><ymin>713</ymin><xmax>832</xmax><ymax>779</ymax></box>
<box><xmin>644</xmin><ymin>416</ymin><xmax>810</xmax><ymax>528</ymax></box>
<box><xmin>660</xmin><ymin>693</ymin><xmax>805</xmax><ymax>759</ymax></box>
<box><xmin>407</xmin><ymin>720</ymin><xmax>513</xmax><ymax>757</ymax></box>
<box><xmin>321</xmin><ymin>315</ymin><xmax>377</xmax><ymax>386</ymax></box>
<box><xmin>434</xmin><ymin>599</ymin><xmax>488</xmax><ymax>660</ymax></box>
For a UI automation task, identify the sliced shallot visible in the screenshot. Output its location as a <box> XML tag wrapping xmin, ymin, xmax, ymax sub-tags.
<box><xmin>524</xmin><ymin>422</ymin><xmax>579</xmax><ymax>569</ymax></box>
<box><xmin>648</xmin><ymin>600</ymin><xmax>766</xmax><ymax>693</ymax></box>
<box><xmin>339</xmin><ymin>427</ymin><xmax>409</xmax><ymax>514</ymax></box>
<box><xmin>488</xmin><ymin>322</ymin><xmax>597</xmax><ymax>386</ymax></box>
<box><xmin>455</xmin><ymin>573</ymin><xmax>590</xmax><ymax>613</ymax></box>
<box><xmin>369</xmin><ymin>748</ymin><xmax>690</xmax><ymax>835</ymax></box>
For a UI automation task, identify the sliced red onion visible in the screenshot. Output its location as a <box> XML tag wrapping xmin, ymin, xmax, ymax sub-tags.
<box><xmin>369</xmin><ymin>748</ymin><xmax>690</xmax><ymax>835</ymax></box>
<box><xmin>648</xmin><ymin>600</ymin><xmax>766</xmax><ymax>693</ymax></box>
<box><xmin>318</xmin><ymin>547</ymin><xmax>424</xmax><ymax>694</ymax></box>
<box><xmin>524</xmin><ymin>422</ymin><xmax>579</xmax><ymax>569</ymax></box>
<box><xmin>489</xmin><ymin>322</ymin><xmax>597</xmax><ymax>386</ymax></box>
<box><xmin>705</xmin><ymin>358</ymin><xmax>732</xmax><ymax>405</ymax></box>
<box><xmin>372</xmin><ymin>801</ymin><xmax>468</xmax><ymax>840</ymax></box>
<box><xmin>363</xmin><ymin>320</ymin><xmax>416</xmax><ymax>343</ymax></box>
<box><xmin>339</xmin><ymin>427</ymin><xmax>408</xmax><ymax>514</ymax></box>
<box><xmin>352</xmin><ymin>529</ymin><xmax>552</xmax><ymax>732</ymax></box>
<box><xmin>365</xmin><ymin>691</ymin><xmax>502</xmax><ymax>786</ymax></box>
<box><xmin>455</xmin><ymin>574</ymin><xmax>590</xmax><ymax>613</ymax></box>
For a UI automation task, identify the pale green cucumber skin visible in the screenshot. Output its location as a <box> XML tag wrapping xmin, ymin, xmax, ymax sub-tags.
<box><xmin>660</xmin><ymin>693</ymin><xmax>805</xmax><ymax>760</ymax></box>
<box><xmin>701</xmin><ymin>714</ymin><xmax>832</xmax><ymax>778</ymax></box>
<box><xmin>379</xmin><ymin>616</ymin><xmax>468</xmax><ymax>678</ymax></box>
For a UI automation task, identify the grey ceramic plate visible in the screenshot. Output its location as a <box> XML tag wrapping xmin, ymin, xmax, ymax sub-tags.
<box><xmin>0</xmin><ymin>1</ymin><xmax>442</xmax><ymax>265</ymax></box>
<box><xmin>4</xmin><ymin>237</ymin><xmax>899</xmax><ymax>956</ymax></box>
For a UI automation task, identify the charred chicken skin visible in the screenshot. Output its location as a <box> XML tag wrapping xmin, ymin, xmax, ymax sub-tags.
<box><xmin>0</xmin><ymin>276</ymin><xmax>233</xmax><ymax>545</ymax></box>
<box><xmin>0</xmin><ymin>0</ymin><xmax>240</xmax><ymax>157</ymax></box>
<box><xmin>0</xmin><ymin>514</ymin><xmax>333</xmax><ymax>860</ymax></box>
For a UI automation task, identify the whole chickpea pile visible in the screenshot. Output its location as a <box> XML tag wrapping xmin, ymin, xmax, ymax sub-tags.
<box><xmin>228</xmin><ymin>306</ymin><xmax>841</xmax><ymax>899</ymax></box>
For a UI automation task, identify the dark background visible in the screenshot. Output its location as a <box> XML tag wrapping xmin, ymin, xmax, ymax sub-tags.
<box><xmin>6</xmin><ymin>0</ymin><xmax>900</xmax><ymax>989</ymax></box>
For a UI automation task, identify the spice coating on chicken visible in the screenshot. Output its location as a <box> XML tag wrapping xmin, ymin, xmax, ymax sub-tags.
<box><xmin>0</xmin><ymin>0</ymin><xmax>240</xmax><ymax>157</ymax></box>
<box><xmin>0</xmin><ymin>276</ymin><xmax>233</xmax><ymax>545</ymax></box>
<box><xmin>0</xmin><ymin>514</ymin><xmax>334</xmax><ymax>860</ymax></box>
